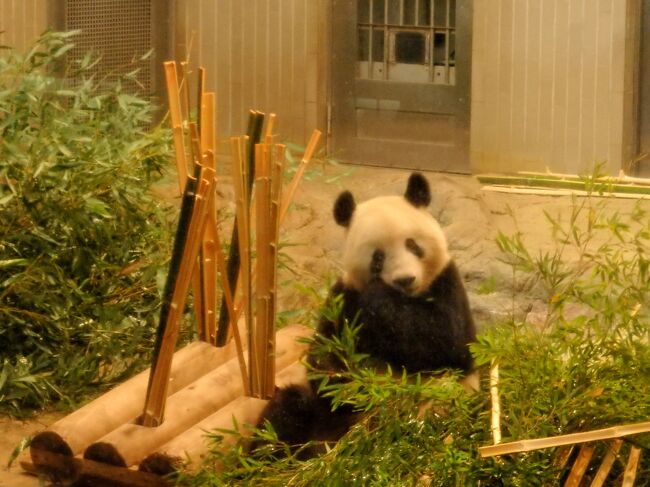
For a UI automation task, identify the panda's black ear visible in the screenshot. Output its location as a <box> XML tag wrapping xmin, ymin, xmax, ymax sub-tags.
<box><xmin>404</xmin><ymin>172</ymin><xmax>431</xmax><ymax>207</ymax></box>
<box><xmin>333</xmin><ymin>191</ymin><xmax>355</xmax><ymax>227</ymax></box>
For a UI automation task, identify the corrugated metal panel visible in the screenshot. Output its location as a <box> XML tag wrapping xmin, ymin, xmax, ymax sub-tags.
<box><xmin>174</xmin><ymin>0</ymin><xmax>327</xmax><ymax>147</ymax></box>
<box><xmin>471</xmin><ymin>0</ymin><xmax>634</xmax><ymax>174</ymax></box>
<box><xmin>0</xmin><ymin>0</ymin><xmax>50</xmax><ymax>52</ymax></box>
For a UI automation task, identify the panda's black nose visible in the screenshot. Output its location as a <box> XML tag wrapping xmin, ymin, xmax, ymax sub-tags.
<box><xmin>393</xmin><ymin>276</ymin><xmax>415</xmax><ymax>290</ymax></box>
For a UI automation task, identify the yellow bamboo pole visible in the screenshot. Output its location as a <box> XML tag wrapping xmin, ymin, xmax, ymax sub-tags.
<box><xmin>479</xmin><ymin>421</ymin><xmax>650</xmax><ymax>458</ymax></box>
<box><xmin>563</xmin><ymin>445</ymin><xmax>594</xmax><ymax>487</ymax></box>
<box><xmin>489</xmin><ymin>361</ymin><xmax>501</xmax><ymax>446</ymax></box>
<box><xmin>622</xmin><ymin>447</ymin><xmax>642</xmax><ymax>487</ymax></box>
<box><xmin>163</xmin><ymin>62</ymin><xmax>189</xmax><ymax>190</ymax></box>
<box><xmin>279</xmin><ymin>129</ymin><xmax>322</xmax><ymax>224</ymax></box>
<box><xmin>589</xmin><ymin>440</ymin><xmax>622</xmax><ymax>487</ymax></box>
<box><xmin>230</xmin><ymin>136</ymin><xmax>254</xmax><ymax>395</ymax></box>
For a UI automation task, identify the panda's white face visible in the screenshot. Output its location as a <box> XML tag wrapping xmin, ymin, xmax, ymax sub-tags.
<box><xmin>340</xmin><ymin>195</ymin><xmax>450</xmax><ymax>296</ymax></box>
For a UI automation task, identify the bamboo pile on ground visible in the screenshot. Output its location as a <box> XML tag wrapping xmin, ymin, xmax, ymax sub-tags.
<box><xmin>20</xmin><ymin>60</ymin><xmax>321</xmax><ymax>485</ymax></box>
<box><xmin>481</xmin><ymin>363</ymin><xmax>648</xmax><ymax>486</ymax></box>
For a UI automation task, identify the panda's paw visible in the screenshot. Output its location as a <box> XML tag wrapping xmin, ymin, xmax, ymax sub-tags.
<box><xmin>255</xmin><ymin>384</ymin><xmax>318</xmax><ymax>446</ymax></box>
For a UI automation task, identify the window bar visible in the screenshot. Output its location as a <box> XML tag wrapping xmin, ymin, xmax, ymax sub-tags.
<box><xmin>415</xmin><ymin>0</ymin><xmax>419</xmax><ymax>26</ymax></box>
<box><xmin>445</xmin><ymin>0</ymin><xmax>450</xmax><ymax>84</ymax></box>
<box><xmin>429</xmin><ymin>0</ymin><xmax>436</xmax><ymax>83</ymax></box>
<box><xmin>382</xmin><ymin>0</ymin><xmax>389</xmax><ymax>80</ymax></box>
<box><xmin>369</xmin><ymin>0</ymin><xmax>374</xmax><ymax>79</ymax></box>
<box><xmin>400</xmin><ymin>0</ymin><xmax>404</xmax><ymax>26</ymax></box>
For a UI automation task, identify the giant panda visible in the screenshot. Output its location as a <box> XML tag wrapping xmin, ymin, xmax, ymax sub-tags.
<box><xmin>256</xmin><ymin>172</ymin><xmax>477</xmax><ymax>454</ymax></box>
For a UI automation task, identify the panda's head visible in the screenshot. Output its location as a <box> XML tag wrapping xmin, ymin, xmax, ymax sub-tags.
<box><xmin>333</xmin><ymin>172</ymin><xmax>450</xmax><ymax>297</ymax></box>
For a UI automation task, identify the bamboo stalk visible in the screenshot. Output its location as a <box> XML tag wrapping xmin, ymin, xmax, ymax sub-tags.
<box><xmin>197</xmin><ymin>67</ymin><xmax>206</xmax><ymax>137</ymax></box>
<box><xmin>563</xmin><ymin>445</ymin><xmax>594</xmax><ymax>487</ymax></box>
<box><xmin>264</xmin><ymin>112</ymin><xmax>277</xmax><ymax>138</ymax></box>
<box><xmin>142</xmin><ymin>167</ymin><xmax>217</xmax><ymax>427</ymax></box>
<box><xmin>200</xmin><ymin>92</ymin><xmax>218</xmax><ymax>344</ymax></box>
<box><xmin>254</xmin><ymin>142</ymin><xmax>271</xmax><ymax>398</ymax></box>
<box><xmin>264</xmin><ymin>143</ymin><xmax>285</xmax><ymax>398</ymax></box>
<box><xmin>230</xmin><ymin>136</ymin><xmax>254</xmax><ymax>395</ymax></box>
<box><xmin>489</xmin><ymin>360</ymin><xmax>501</xmax><ymax>446</ymax></box>
<box><xmin>477</xmin><ymin>174</ymin><xmax>650</xmax><ymax>195</ymax></box>
<box><xmin>622</xmin><ymin>447</ymin><xmax>642</xmax><ymax>487</ymax></box>
<box><xmin>163</xmin><ymin>62</ymin><xmax>189</xmax><ymax>195</ymax></box>
<box><xmin>589</xmin><ymin>440</ymin><xmax>622</xmax><ymax>487</ymax></box>
<box><xmin>479</xmin><ymin>421</ymin><xmax>650</xmax><ymax>458</ymax></box>
<box><xmin>279</xmin><ymin>129</ymin><xmax>322</xmax><ymax>224</ymax></box>
<box><xmin>216</xmin><ymin>112</ymin><xmax>265</xmax><ymax>346</ymax></box>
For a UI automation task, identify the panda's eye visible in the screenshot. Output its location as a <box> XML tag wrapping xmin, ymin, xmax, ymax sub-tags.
<box><xmin>405</xmin><ymin>238</ymin><xmax>424</xmax><ymax>258</ymax></box>
<box><xmin>370</xmin><ymin>248</ymin><xmax>385</xmax><ymax>275</ymax></box>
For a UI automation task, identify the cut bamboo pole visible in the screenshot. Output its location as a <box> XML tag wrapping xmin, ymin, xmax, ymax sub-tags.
<box><xmin>253</xmin><ymin>142</ymin><xmax>271</xmax><ymax>398</ymax></box>
<box><xmin>264</xmin><ymin>143</ymin><xmax>285</xmax><ymax>398</ymax></box>
<box><xmin>489</xmin><ymin>360</ymin><xmax>501</xmax><ymax>446</ymax></box>
<box><xmin>622</xmin><ymin>447</ymin><xmax>642</xmax><ymax>487</ymax></box>
<box><xmin>563</xmin><ymin>445</ymin><xmax>594</xmax><ymax>487</ymax></box>
<box><xmin>93</xmin><ymin>325</ymin><xmax>310</xmax><ymax>467</ymax></box>
<box><xmin>230</xmin><ymin>136</ymin><xmax>254</xmax><ymax>395</ymax></box>
<box><xmin>33</xmin><ymin>341</ymin><xmax>237</xmax><ymax>456</ymax></box>
<box><xmin>479</xmin><ymin>421</ymin><xmax>650</xmax><ymax>458</ymax></box>
<box><xmin>264</xmin><ymin>113</ymin><xmax>277</xmax><ymax>138</ymax></box>
<box><xmin>163</xmin><ymin>62</ymin><xmax>189</xmax><ymax>190</ymax></box>
<box><xmin>200</xmin><ymin>92</ymin><xmax>218</xmax><ymax>344</ymax></box>
<box><xmin>590</xmin><ymin>440</ymin><xmax>622</xmax><ymax>487</ymax></box>
<box><xmin>477</xmin><ymin>174</ymin><xmax>650</xmax><ymax>195</ymax></box>
<box><xmin>216</xmin><ymin>112</ymin><xmax>265</xmax><ymax>347</ymax></box>
<box><xmin>142</xmin><ymin>167</ymin><xmax>217</xmax><ymax>427</ymax></box>
<box><xmin>279</xmin><ymin>129</ymin><xmax>322</xmax><ymax>224</ymax></box>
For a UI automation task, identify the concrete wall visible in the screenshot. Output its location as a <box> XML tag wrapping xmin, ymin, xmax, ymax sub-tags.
<box><xmin>173</xmin><ymin>0</ymin><xmax>329</xmax><ymax>149</ymax></box>
<box><xmin>471</xmin><ymin>0</ymin><xmax>639</xmax><ymax>175</ymax></box>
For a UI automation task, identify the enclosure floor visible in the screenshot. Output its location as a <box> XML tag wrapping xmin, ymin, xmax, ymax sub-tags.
<box><xmin>3</xmin><ymin>163</ymin><xmax>648</xmax><ymax>486</ymax></box>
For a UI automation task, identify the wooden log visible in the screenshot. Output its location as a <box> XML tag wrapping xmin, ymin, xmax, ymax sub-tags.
<box><xmin>93</xmin><ymin>325</ymin><xmax>310</xmax><ymax>467</ymax></box>
<box><xmin>479</xmin><ymin>421</ymin><xmax>650</xmax><ymax>458</ymax></box>
<box><xmin>144</xmin><ymin>363</ymin><xmax>308</xmax><ymax>472</ymax></box>
<box><xmin>38</xmin><ymin>341</ymin><xmax>237</xmax><ymax>456</ymax></box>
<box><xmin>24</xmin><ymin>448</ymin><xmax>169</xmax><ymax>487</ymax></box>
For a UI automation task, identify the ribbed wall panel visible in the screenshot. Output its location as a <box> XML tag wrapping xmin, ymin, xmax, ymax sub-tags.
<box><xmin>0</xmin><ymin>0</ymin><xmax>49</xmax><ymax>52</ymax></box>
<box><xmin>174</xmin><ymin>0</ymin><xmax>328</xmax><ymax>148</ymax></box>
<box><xmin>471</xmin><ymin>0</ymin><xmax>635</xmax><ymax>174</ymax></box>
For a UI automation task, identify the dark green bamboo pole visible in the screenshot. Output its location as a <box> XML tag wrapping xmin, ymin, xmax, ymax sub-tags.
<box><xmin>215</xmin><ymin>111</ymin><xmax>265</xmax><ymax>347</ymax></box>
<box><xmin>145</xmin><ymin>162</ymin><xmax>202</xmax><ymax>406</ymax></box>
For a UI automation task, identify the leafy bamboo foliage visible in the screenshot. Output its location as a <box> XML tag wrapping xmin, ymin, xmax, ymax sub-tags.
<box><xmin>0</xmin><ymin>31</ymin><xmax>174</xmax><ymax>415</ymax></box>
<box><xmin>184</xmin><ymin>174</ymin><xmax>650</xmax><ymax>486</ymax></box>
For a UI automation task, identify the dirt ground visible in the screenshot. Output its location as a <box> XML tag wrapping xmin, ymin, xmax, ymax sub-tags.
<box><xmin>2</xmin><ymin>164</ymin><xmax>647</xmax><ymax>486</ymax></box>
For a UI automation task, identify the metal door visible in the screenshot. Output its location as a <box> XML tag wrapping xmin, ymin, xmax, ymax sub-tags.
<box><xmin>330</xmin><ymin>0</ymin><xmax>472</xmax><ymax>172</ymax></box>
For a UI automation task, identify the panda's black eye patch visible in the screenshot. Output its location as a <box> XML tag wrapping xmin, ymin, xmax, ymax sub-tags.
<box><xmin>370</xmin><ymin>248</ymin><xmax>385</xmax><ymax>275</ymax></box>
<box><xmin>405</xmin><ymin>238</ymin><xmax>424</xmax><ymax>258</ymax></box>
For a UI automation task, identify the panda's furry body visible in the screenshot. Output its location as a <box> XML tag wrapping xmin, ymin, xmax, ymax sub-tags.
<box><xmin>256</xmin><ymin>172</ymin><xmax>476</xmax><ymax>452</ymax></box>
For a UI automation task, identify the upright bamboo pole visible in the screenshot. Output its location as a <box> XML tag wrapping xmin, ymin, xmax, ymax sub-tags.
<box><xmin>200</xmin><ymin>92</ymin><xmax>218</xmax><ymax>344</ymax></box>
<box><xmin>142</xmin><ymin>166</ymin><xmax>217</xmax><ymax>427</ymax></box>
<box><xmin>216</xmin><ymin>112</ymin><xmax>265</xmax><ymax>346</ymax></box>
<box><xmin>230</xmin><ymin>136</ymin><xmax>254</xmax><ymax>395</ymax></box>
